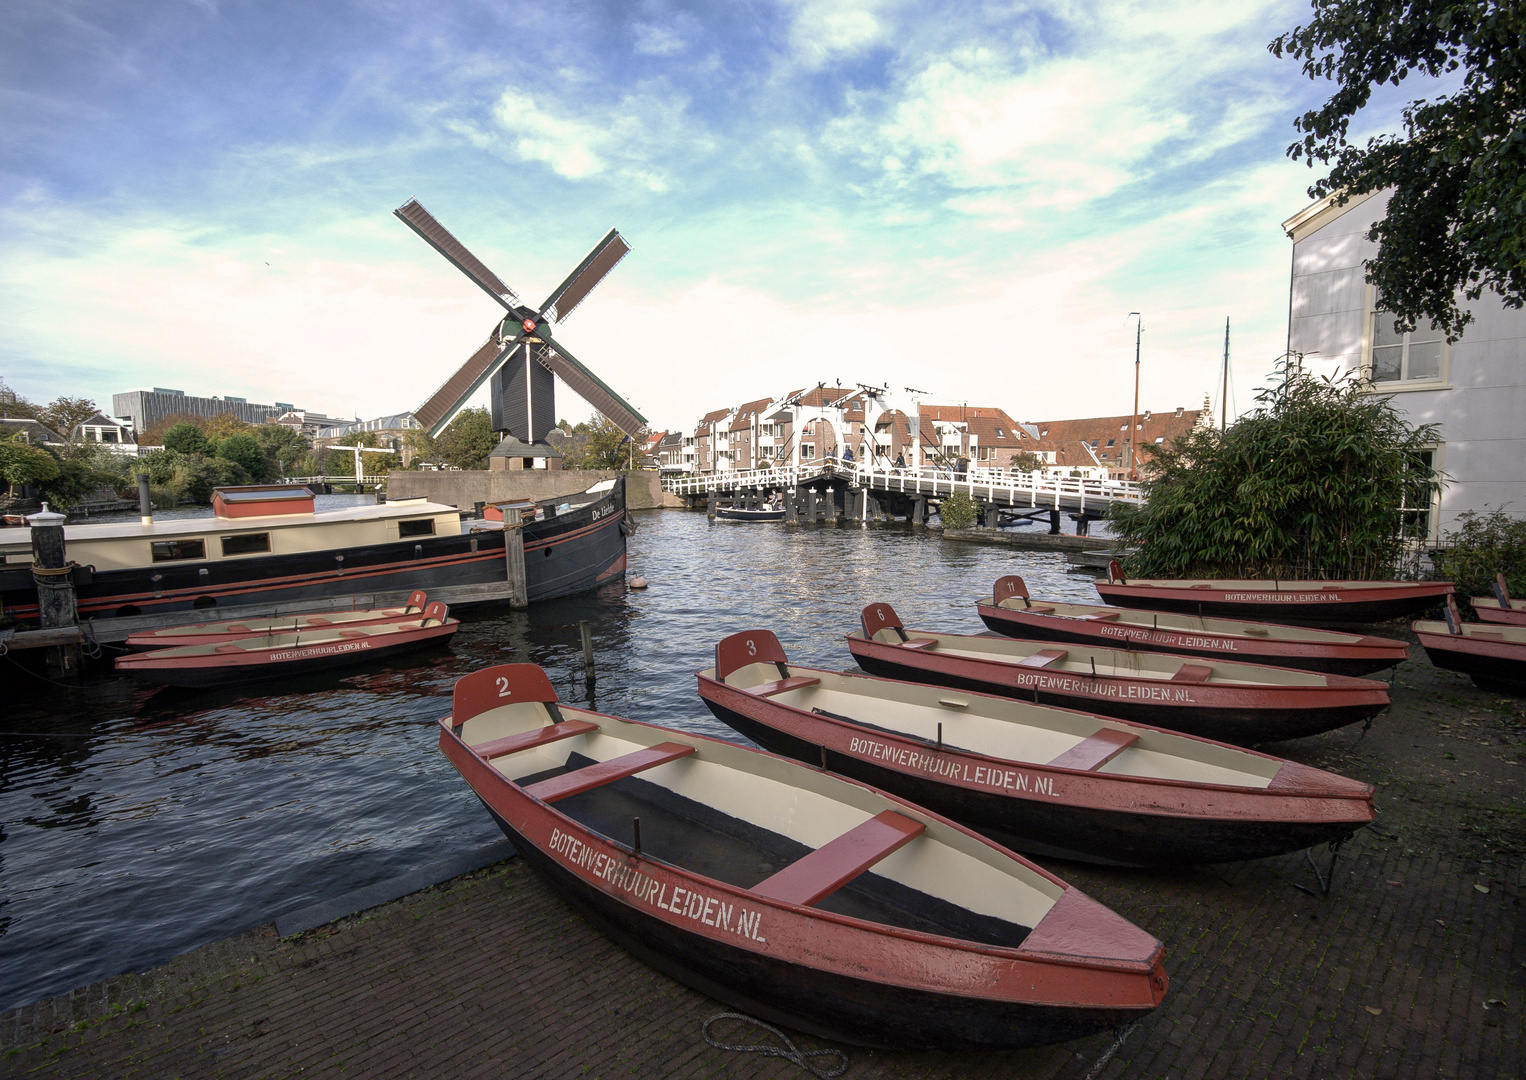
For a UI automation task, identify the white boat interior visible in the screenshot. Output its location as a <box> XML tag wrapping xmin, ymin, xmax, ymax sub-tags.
<box><xmin>855</xmin><ymin>627</ymin><xmax>1331</xmax><ymax>688</ymax></box>
<box><xmin>986</xmin><ymin>597</ymin><xmax>1371</xmax><ymax>644</ymax></box>
<box><xmin>1415</xmin><ymin>620</ymin><xmax>1526</xmax><ymax>644</ymax></box>
<box><xmin>458</xmin><ymin>698</ymin><xmax>1065</xmax><ymax>942</ymax></box>
<box><xmin>714</xmin><ymin>660</ymin><xmax>1281</xmax><ymax>789</ymax></box>
<box><xmin>127</xmin><ymin>615</ymin><xmax>446</xmax><ymax>658</ymax></box>
<box><xmin>1111</xmin><ymin>578</ymin><xmax>1408</xmax><ymax>592</ymax></box>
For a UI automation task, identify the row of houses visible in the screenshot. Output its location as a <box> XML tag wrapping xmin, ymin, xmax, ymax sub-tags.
<box><xmin>639</xmin><ymin>385</ymin><xmax>1211</xmax><ymax>482</ymax></box>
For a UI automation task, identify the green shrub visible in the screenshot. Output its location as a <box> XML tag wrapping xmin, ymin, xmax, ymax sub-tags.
<box><xmin>939</xmin><ymin>491</ymin><xmax>978</xmax><ymax>530</ymax></box>
<box><xmin>1432</xmin><ymin>509</ymin><xmax>1526</xmax><ymax>610</ymax></box>
<box><xmin>1109</xmin><ymin>365</ymin><xmax>1442</xmax><ymax>579</ymax></box>
<box><xmin>162</xmin><ymin>422</ymin><xmax>211</xmax><ymax>456</ymax></box>
<box><xmin>216</xmin><ymin>433</ymin><xmax>266</xmax><ymax>479</ymax></box>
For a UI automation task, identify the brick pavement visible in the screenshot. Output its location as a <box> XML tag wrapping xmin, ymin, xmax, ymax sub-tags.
<box><xmin>3</xmin><ymin>649</ymin><xmax>1521</xmax><ymax>1079</ymax></box>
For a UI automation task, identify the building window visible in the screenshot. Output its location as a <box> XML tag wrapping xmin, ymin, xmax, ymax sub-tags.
<box><xmin>801</xmin><ymin>444</ymin><xmax>815</xmax><ymax>460</ymax></box>
<box><xmin>151</xmin><ymin>538</ymin><xmax>206</xmax><ymax>562</ymax></box>
<box><xmin>399</xmin><ymin>519</ymin><xmax>435</xmax><ymax>538</ymax></box>
<box><xmin>1370</xmin><ymin>299</ymin><xmax>1445</xmax><ymax>384</ymax></box>
<box><xmin>1400</xmin><ymin>447</ymin><xmax>1442</xmax><ymax>541</ymax></box>
<box><xmin>221</xmin><ymin>533</ymin><xmax>271</xmax><ymax>557</ymax></box>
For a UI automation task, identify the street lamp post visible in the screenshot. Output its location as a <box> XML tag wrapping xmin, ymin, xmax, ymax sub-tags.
<box><xmin>1127</xmin><ymin>313</ymin><xmax>1142</xmax><ymax>481</ymax></box>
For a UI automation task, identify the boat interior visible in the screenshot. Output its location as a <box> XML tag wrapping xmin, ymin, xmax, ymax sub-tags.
<box><xmin>133</xmin><ymin>602</ymin><xmax>453</xmax><ymax>656</ymax></box>
<box><xmin>141</xmin><ymin>592</ymin><xmax>430</xmax><ymax>639</ymax></box>
<box><xmin>713</xmin><ymin>648</ymin><xmax>1281</xmax><ymax>789</ymax></box>
<box><xmin>855</xmin><ymin>606</ymin><xmax>1331</xmax><ymax>688</ymax></box>
<box><xmin>984</xmin><ymin>580</ymin><xmax>1369</xmax><ymax>644</ymax></box>
<box><xmin>453</xmin><ymin>667</ymin><xmax>1065</xmax><ymax>950</ymax></box>
<box><xmin>1415</xmin><ymin>619</ymin><xmax>1526</xmax><ymax>645</ymax></box>
<box><xmin>1109</xmin><ymin>578</ymin><xmax>1410</xmax><ymax>591</ymax></box>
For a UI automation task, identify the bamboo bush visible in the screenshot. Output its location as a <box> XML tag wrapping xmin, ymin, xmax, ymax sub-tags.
<box><xmin>1108</xmin><ymin>366</ymin><xmax>1442</xmax><ymax>579</ymax></box>
<box><xmin>1432</xmin><ymin>510</ymin><xmax>1526</xmax><ymax>610</ymax></box>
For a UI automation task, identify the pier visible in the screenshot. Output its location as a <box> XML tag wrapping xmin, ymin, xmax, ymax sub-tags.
<box><xmin>662</xmin><ymin>459</ymin><xmax>1143</xmax><ymax>531</ymax></box>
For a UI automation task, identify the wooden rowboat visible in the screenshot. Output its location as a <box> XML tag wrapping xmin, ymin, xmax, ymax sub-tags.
<box><xmin>439</xmin><ymin>663</ymin><xmax>1167</xmax><ymax>1050</ymax></box>
<box><xmin>715</xmin><ymin>506</ymin><xmax>786</xmax><ymax>521</ymax></box>
<box><xmin>846</xmin><ymin>604</ymin><xmax>1389</xmax><ymax>745</ymax></box>
<box><xmin>1096</xmin><ymin>560</ymin><xmax>1453</xmax><ymax>625</ymax></box>
<box><xmin>698</xmin><ymin>631</ymin><xmax>1373</xmax><ymax>866</ymax></box>
<box><xmin>1469</xmin><ymin>573</ymin><xmax>1526</xmax><ymax>626</ymax></box>
<box><xmin>124</xmin><ymin>591</ymin><xmax>431</xmax><ymax>650</ymax></box>
<box><xmin>114</xmin><ymin>602</ymin><xmax>458</xmax><ymax>688</ymax></box>
<box><xmin>1416</xmin><ymin>597</ymin><xmax>1526</xmax><ymax>692</ymax></box>
<box><xmin>979</xmin><ymin>576</ymin><xmax>1409</xmax><ymax>676</ymax></box>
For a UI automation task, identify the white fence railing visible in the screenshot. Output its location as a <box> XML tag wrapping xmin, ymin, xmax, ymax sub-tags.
<box><xmin>286</xmin><ymin>475</ymin><xmax>389</xmax><ymax>486</ymax></box>
<box><xmin>660</xmin><ymin>459</ymin><xmax>1144</xmax><ymax>511</ymax></box>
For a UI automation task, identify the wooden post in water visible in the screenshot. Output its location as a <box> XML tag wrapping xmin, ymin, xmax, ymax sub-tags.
<box><xmin>784</xmin><ymin>490</ymin><xmax>798</xmax><ymax>523</ymax></box>
<box><xmin>503</xmin><ymin>506</ymin><xmax>528</xmax><ymax>608</ymax></box>
<box><xmin>29</xmin><ymin>504</ymin><xmax>80</xmax><ymax>677</ymax></box>
<box><xmin>580</xmin><ymin>620</ymin><xmax>596</xmax><ymax>684</ymax></box>
<box><xmin>1048</xmin><ymin>509</ymin><xmax>1061</xmax><ymax>534</ymax></box>
<box><xmin>912</xmin><ymin>496</ymin><xmax>926</xmax><ymax>525</ymax></box>
<box><xmin>707</xmin><ymin>490</ymin><xmax>717</xmax><ymax>519</ymax></box>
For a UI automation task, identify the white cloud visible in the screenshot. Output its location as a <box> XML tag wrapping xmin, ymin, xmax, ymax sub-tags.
<box><xmin>784</xmin><ymin>0</ymin><xmax>892</xmax><ymax>68</ymax></box>
<box><xmin>493</xmin><ymin>89</ymin><xmax>610</xmax><ymax>180</ymax></box>
<box><xmin>632</xmin><ymin>21</ymin><xmax>688</xmax><ymax>57</ymax></box>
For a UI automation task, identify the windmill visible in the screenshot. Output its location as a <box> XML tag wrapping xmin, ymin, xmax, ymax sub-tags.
<box><xmin>393</xmin><ymin>199</ymin><xmax>647</xmax><ymax>458</ymax></box>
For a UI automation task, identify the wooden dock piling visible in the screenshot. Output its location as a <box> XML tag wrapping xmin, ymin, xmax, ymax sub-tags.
<box><xmin>28</xmin><ymin>504</ymin><xmax>81</xmax><ymax>677</ymax></box>
<box><xmin>503</xmin><ymin>506</ymin><xmax>528</xmax><ymax>608</ymax></box>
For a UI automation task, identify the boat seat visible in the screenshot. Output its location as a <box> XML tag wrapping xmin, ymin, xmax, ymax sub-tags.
<box><xmin>1172</xmin><ymin>664</ymin><xmax>1214</xmax><ymax>683</ymax></box>
<box><xmin>1082</xmin><ymin>611</ymin><xmax>1121</xmax><ymax>622</ymax></box>
<box><xmin>1046</xmin><ymin>728</ymin><xmax>1140</xmax><ymax>771</ymax></box>
<box><xmin>900</xmin><ymin>638</ymin><xmax>938</xmax><ymax>650</ymax></box>
<box><xmin>1470</xmin><ymin>631</ymin><xmax>1507</xmax><ymax>642</ymax></box>
<box><xmin>1017</xmin><ymin>649</ymin><xmax>1068</xmax><ymax>668</ymax></box>
<box><xmin>225</xmin><ymin>624</ymin><xmax>251</xmax><ymax>632</ymax></box>
<box><xmin>338</xmin><ymin>630</ymin><xmax>368</xmax><ymax>639</ymax></box>
<box><xmin>745</xmin><ymin>676</ymin><xmax>822</xmax><ymax>697</ymax></box>
<box><xmin>215</xmin><ymin>645</ymin><xmax>244</xmax><ymax>653</ymax></box>
<box><xmin>1189</xmin><ymin>584</ymin><xmax>1215</xmax><ymax>590</ymax></box>
<box><xmin>470</xmin><ymin>719</ymin><xmax>599</xmax><ymax>762</ymax></box>
<box><xmin>524</xmin><ymin>742</ymin><xmax>695</xmax><ymax>803</ymax></box>
<box><xmin>306</xmin><ymin>617</ymin><xmax>333</xmax><ymax>625</ymax></box>
<box><xmin>750</xmin><ymin>810</ymin><xmax>924</xmax><ymax>907</ymax></box>
<box><xmin>1243</xmin><ymin>626</ymin><xmax>1270</xmax><ymax>636</ymax></box>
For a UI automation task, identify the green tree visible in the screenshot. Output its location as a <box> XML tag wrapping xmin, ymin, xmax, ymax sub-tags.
<box><xmin>0</xmin><ymin>432</ymin><xmax>60</xmax><ymax>494</ymax></box>
<box><xmin>253</xmin><ymin>423</ymin><xmax>308</xmax><ymax>478</ymax></box>
<box><xmin>216</xmin><ymin>433</ymin><xmax>267</xmax><ymax>480</ymax></box>
<box><xmin>1271</xmin><ymin>1</ymin><xmax>1526</xmax><ymax>337</ymax></box>
<box><xmin>938</xmin><ymin>491</ymin><xmax>977</xmax><ymax>530</ymax></box>
<box><xmin>37</xmin><ymin>396</ymin><xmax>100</xmax><ymax>440</ymax></box>
<box><xmin>435</xmin><ymin>408</ymin><xmax>496</xmax><ymax>470</ymax></box>
<box><xmin>564</xmin><ymin>414</ymin><xmax>643</xmax><ymax>470</ymax></box>
<box><xmin>1108</xmin><ymin>365</ymin><xmax>1442</xmax><ymax>580</ymax></box>
<box><xmin>1433</xmin><ymin>509</ymin><xmax>1526</xmax><ymax>612</ymax></box>
<box><xmin>162</xmin><ymin>422</ymin><xmax>211</xmax><ymax>456</ymax></box>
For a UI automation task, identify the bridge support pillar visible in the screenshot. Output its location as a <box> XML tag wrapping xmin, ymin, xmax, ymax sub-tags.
<box><xmin>983</xmin><ymin>506</ymin><xmax>999</xmax><ymax>529</ymax></box>
<box><xmin>865</xmin><ymin>492</ymin><xmax>882</xmax><ymax>521</ymax></box>
<box><xmin>805</xmin><ymin>488</ymin><xmax>818</xmax><ymax>522</ymax></box>
<box><xmin>707</xmin><ymin>491</ymin><xmax>717</xmax><ymax>519</ymax></box>
<box><xmin>1048</xmin><ymin>509</ymin><xmax>1061</xmax><ymax>534</ymax></box>
<box><xmin>912</xmin><ymin>497</ymin><xmax>926</xmax><ymax>525</ymax></box>
<box><xmin>784</xmin><ymin>492</ymin><xmax>799</xmax><ymax>523</ymax></box>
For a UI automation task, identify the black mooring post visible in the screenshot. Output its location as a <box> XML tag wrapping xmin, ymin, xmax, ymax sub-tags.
<box><xmin>580</xmin><ymin>620</ymin><xmax>596</xmax><ymax>684</ymax></box>
<box><xmin>1048</xmin><ymin>509</ymin><xmax>1061</xmax><ymax>534</ymax></box>
<box><xmin>137</xmin><ymin>474</ymin><xmax>152</xmax><ymax>525</ymax></box>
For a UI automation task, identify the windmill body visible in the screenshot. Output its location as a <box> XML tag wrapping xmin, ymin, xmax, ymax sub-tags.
<box><xmin>394</xmin><ymin>200</ymin><xmax>647</xmax><ymax>462</ymax></box>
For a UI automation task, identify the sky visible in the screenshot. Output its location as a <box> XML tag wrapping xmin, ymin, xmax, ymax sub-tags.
<box><xmin>0</xmin><ymin>0</ymin><xmax>1422</xmax><ymax>433</ymax></box>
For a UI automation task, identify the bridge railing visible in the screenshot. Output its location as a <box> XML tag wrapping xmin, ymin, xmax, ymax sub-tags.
<box><xmin>285</xmin><ymin>476</ymin><xmax>389</xmax><ymax>486</ymax></box>
<box><xmin>660</xmin><ymin>459</ymin><xmax>1144</xmax><ymax>509</ymax></box>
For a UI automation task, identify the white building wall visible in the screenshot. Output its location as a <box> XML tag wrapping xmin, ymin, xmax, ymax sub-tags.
<box><xmin>1289</xmin><ymin>190</ymin><xmax>1526</xmax><ymax>532</ymax></box>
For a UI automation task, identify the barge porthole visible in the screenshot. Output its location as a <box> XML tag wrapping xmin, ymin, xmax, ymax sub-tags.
<box><xmin>115</xmin><ymin>605</ymin><xmax>141</xmax><ymax>617</ymax></box>
<box><xmin>193</xmin><ymin>595</ymin><xmax>217</xmax><ymax>609</ymax></box>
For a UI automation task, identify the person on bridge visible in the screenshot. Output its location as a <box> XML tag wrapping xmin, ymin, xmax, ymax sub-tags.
<box><xmin>894</xmin><ymin>452</ymin><xmax>906</xmax><ymax>470</ymax></box>
<box><xmin>842</xmin><ymin>446</ymin><xmax>854</xmax><ymax>464</ymax></box>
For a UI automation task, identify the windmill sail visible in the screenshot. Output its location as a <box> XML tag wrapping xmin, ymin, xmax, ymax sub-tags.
<box><xmin>540</xmin><ymin>229</ymin><xmax>630</xmax><ymax>323</ymax></box>
<box><xmin>535</xmin><ymin>342</ymin><xmax>646</xmax><ymax>438</ymax></box>
<box><xmin>394</xmin><ymin>200</ymin><xmax>523</xmax><ymax>311</ymax></box>
<box><xmin>415</xmin><ymin>334</ymin><xmax>515</xmax><ymax>436</ymax></box>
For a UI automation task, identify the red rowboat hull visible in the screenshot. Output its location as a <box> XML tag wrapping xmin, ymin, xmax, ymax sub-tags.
<box><xmin>1095</xmin><ymin>580</ymin><xmax>1453</xmax><ymax>625</ymax></box>
<box><xmin>441</xmin><ymin>710</ymin><xmax>1166</xmax><ymax>1050</ymax></box>
<box><xmin>846</xmin><ymin>636</ymin><xmax>1388</xmax><ymax>745</ymax></box>
<box><xmin>114</xmin><ymin>622</ymin><xmax>457</xmax><ymax>688</ymax></box>
<box><xmin>698</xmin><ymin>675</ymin><xmax>1372</xmax><ymax>866</ymax></box>
<box><xmin>124</xmin><ymin>607</ymin><xmax>422</xmax><ymax>650</ymax></box>
<box><xmin>1471</xmin><ymin>600</ymin><xmax>1526</xmax><ymax>626</ymax></box>
<box><xmin>977</xmin><ymin>602</ymin><xmax>1409</xmax><ymax>676</ymax></box>
<box><xmin>1414</xmin><ymin>628</ymin><xmax>1526</xmax><ymax>692</ymax></box>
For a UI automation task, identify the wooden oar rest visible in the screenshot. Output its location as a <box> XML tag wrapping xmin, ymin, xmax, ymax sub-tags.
<box><xmin>745</xmin><ymin>676</ymin><xmax>822</xmax><ymax>698</ymax></box>
<box><xmin>750</xmin><ymin>810</ymin><xmax>924</xmax><ymax>907</ymax></box>
<box><xmin>1017</xmin><ymin>649</ymin><xmax>1068</xmax><ymax>669</ymax></box>
<box><xmin>525</xmin><ymin>742</ymin><xmax>695</xmax><ymax>803</ymax></box>
<box><xmin>1172</xmin><ymin>664</ymin><xmax>1214</xmax><ymax>683</ymax></box>
<box><xmin>1046</xmin><ymin>728</ymin><xmax>1139</xmax><ymax>771</ymax></box>
<box><xmin>470</xmin><ymin>719</ymin><xmax>599</xmax><ymax>762</ymax></box>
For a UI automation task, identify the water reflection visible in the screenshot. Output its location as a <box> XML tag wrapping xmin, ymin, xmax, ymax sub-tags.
<box><xmin>0</xmin><ymin>510</ymin><xmax>1105</xmax><ymax>1010</ymax></box>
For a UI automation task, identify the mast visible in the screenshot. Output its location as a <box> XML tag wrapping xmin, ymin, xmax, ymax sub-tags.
<box><xmin>1222</xmin><ymin>317</ymin><xmax>1230</xmax><ymax>432</ymax></box>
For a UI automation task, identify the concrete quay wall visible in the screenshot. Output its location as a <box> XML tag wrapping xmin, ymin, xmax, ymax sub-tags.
<box><xmin>386</xmin><ymin>469</ymin><xmax>682</xmax><ymax>510</ymax></box>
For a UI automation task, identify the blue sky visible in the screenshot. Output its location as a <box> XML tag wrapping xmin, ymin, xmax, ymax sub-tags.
<box><xmin>0</xmin><ymin>1</ymin><xmax>1414</xmax><ymax>431</ymax></box>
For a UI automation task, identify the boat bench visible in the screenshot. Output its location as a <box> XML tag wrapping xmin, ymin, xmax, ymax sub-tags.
<box><xmin>745</xmin><ymin>676</ymin><xmax>822</xmax><ymax>698</ymax></box>
<box><xmin>1017</xmin><ymin>649</ymin><xmax>1068</xmax><ymax>669</ymax></box>
<box><xmin>225</xmin><ymin>624</ymin><xmax>251</xmax><ymax>632</ymax></box>
<box><xmin>899</xmin><ymin>637</ymin><xmax>938</xmax><ymax>650</ymax></box>
<box><xmin>1469</xmin><ymin>631</ymin><xmax>1507</xmax><ymax>642</ymax></box>
<box><xmin>1171</xmin><ymin>665</ymin><xmax>1214</xmax><ymax>683</ymax></box>
<box><xmin>1082</xmin><ymin>611</ymin><xmax>1121</xmax><ymax>622</ymax></box>
<box><xmin>525</xmin><ymin>742</ymin><xmax>696</xmax><ymax>803</ymax></box>
<box><xmin>750</xmin><ymin>810</ymin><xmax>924</xmax><ymax>907</ymax></box>
<box><xmin>470</xmin><ymin>719</ymin><xmax>599</xmax><ymax>762</ymax></box>
<box><xmin>306</xmin><ymin>617</ymin><xmax>333</xmax><ymax>625</ymax></box>
<box><xmin>215</xmin><ymin>645</ymin><xmax>244</xmax><ymax>653</ymax></box>
<box><xmin>1046</xmin><ymin>728</ymin><xmax>1140</xmax><ymax>771</ymax></box>
<box><xmin>338</xmin><ymin>630</ymin><xmax>368</xmax><ymax>639</ymax></box>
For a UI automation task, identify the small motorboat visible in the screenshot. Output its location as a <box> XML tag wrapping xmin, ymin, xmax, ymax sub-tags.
<box><xmin>439</xmin><ymin>663</ymin><xmax>1167</xmax><ymax>1050</ymax></box>
<box><xmin>715</xmin><ymin>505</ymin><xmax>786</xmax><ymax>521</ymax></box>
<box><xmin>698</xmin><ymin>631</ymin><xmax>1374</xmax><ymax>866</ymax></box>
<box><xmin>1469</xmin><ymin>573</ymin><xmax>1526</xmax><ymax>626</ymax></box>
<box><xmin>846</xmin><ymin>604</ymin><xmax>1390</xmax><ymax>745</ymax></box>
<box><xmin>115</xmin><ymin>602</ymin><xmax>457</xmax><ymax>687</ymax></box>
<box><xmin>979</xmin><ymin>576</ymin><xmax>1409</xmax><ymax>676</ymax></box>
<box><xmin>1415</xmin><ymin>597</ymin><xmax>1526</xmax><ymax>692</ymax></box>
<box><xmin>124</xmin><ymin>591</ymin><xmax>431</xmax><ymax>650</ymax></box>
<box><xmin>1096</xmin><ymin>561</ymin><xmax>1453</xmax><ymax>625</ymax></box>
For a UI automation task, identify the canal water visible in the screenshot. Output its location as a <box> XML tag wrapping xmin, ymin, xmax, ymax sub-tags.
<box><xmin>0</xmin><ymin>503</ymin><xmax>1108</xmax><ymax>1011</ymax></box>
